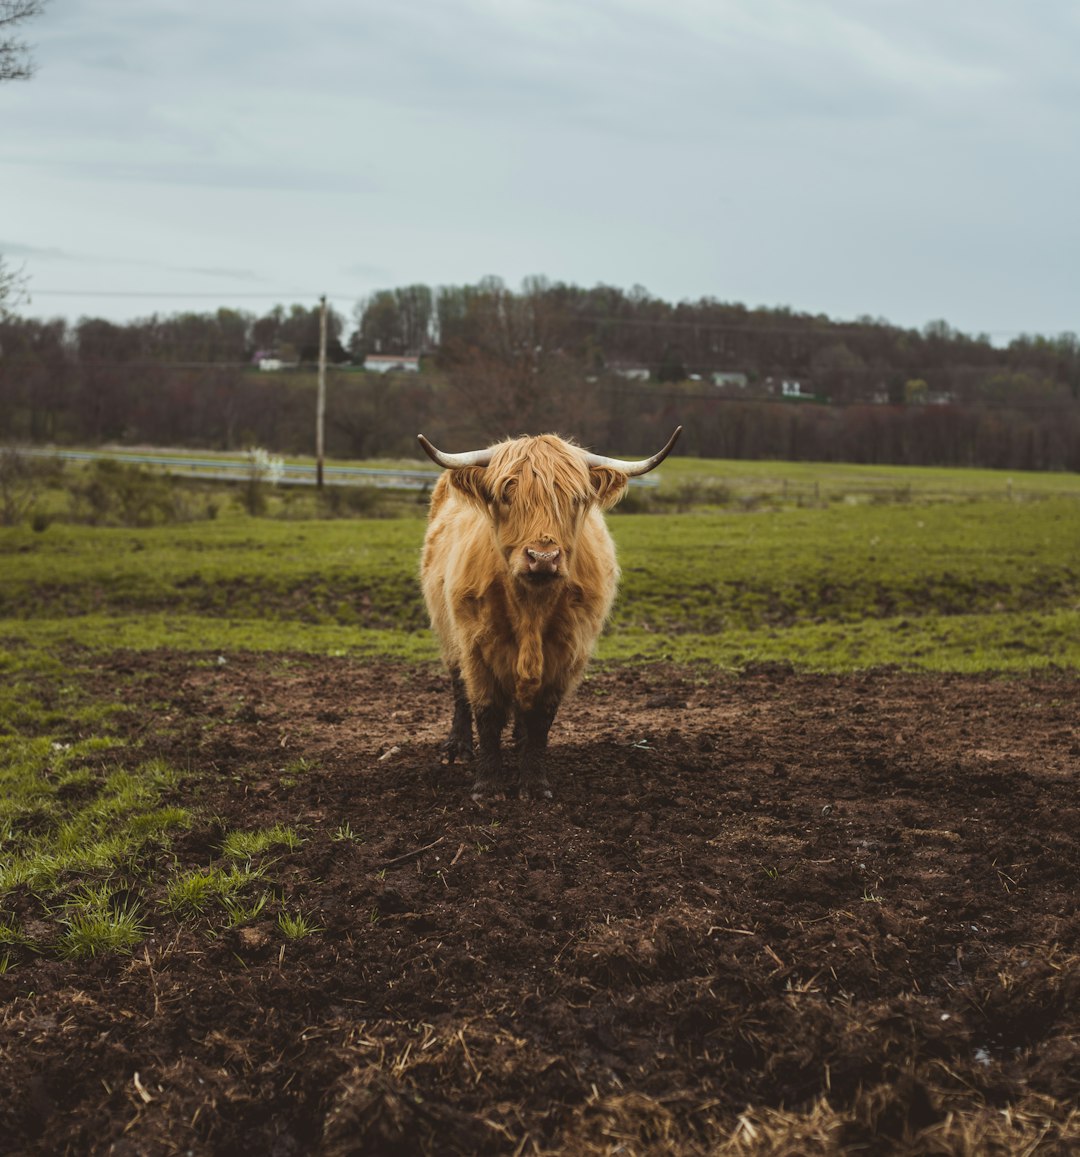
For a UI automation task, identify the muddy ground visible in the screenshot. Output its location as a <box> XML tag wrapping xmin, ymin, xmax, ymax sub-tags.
<box><xmin>2</xmin><ymin>655</ymin><xmax>1079</xmax><ymax>1155</ymax></box>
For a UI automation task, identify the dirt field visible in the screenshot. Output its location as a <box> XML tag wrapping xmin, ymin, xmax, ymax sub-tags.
<box><xmin>2</xmin><ymin>654</ymin><xmax>1079</xmax><ymax>1155</ymax></box>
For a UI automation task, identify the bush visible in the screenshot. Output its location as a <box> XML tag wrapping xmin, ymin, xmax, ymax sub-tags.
<box><xmin>651</xmin><ymin>479</ymin><xmax>733</xmax><ymax>513</ymax></box>
<box><xmin>69</xmin><ymin>460</ymin><xmax>188</xmax><ymax>527</ymax></box>
<box><xmin>0</xmin><ymin>448</ymin><xmax>60</xmax><ymax>526</ymax></box>
<box><xmin>318</xmin><ymin>484</ymin><xmax>386</xmax><ymax>518</ymax></box>
<box><xmin>611</xmin><ymin>486</ymin><xmax>656</xmax><ymax>515</ymax></box>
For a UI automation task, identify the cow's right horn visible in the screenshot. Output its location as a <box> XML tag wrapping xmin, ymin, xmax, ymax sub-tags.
<box><xmin>417</xmin><ymin>435</ymin><xmax>494</xmax><ymax>469</ymax></box>
<box><xmin>582</xmin><ymin>425</ymin><xmax>683</xmax><ymax>476</ymax></box>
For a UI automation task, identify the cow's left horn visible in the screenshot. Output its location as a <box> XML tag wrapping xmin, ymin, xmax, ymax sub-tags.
<box><xmin>417</xmin><ymin>435</ymin><xmax>494</xmax><ymax>469</ymax></box>
<box><xmin>582</xmin><ymin>425</ymin><xmax>683</xmax><ymax>476</ymax></box>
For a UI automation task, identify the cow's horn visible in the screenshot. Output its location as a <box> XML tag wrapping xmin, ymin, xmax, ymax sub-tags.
<box><xmin>582</xmin><ymin>425</ymin><xmax>683</xmax><ymax>476</ymax></box>
<box><xmin>417</xmin><ymin>434</ymin><xmax>494</xmax><ymax>469</ymax></box>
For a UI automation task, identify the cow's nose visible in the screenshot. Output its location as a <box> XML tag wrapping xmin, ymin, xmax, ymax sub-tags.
<box><xmin>526</xmin><ymin>547</ymin><xmax>561</xmax><ymax>575</ymax></box>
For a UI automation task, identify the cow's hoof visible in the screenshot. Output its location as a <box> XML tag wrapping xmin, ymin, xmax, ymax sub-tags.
<box><xmin>470</xmin><ymin>779</ymin><xmax>505</xmax><ymax>803</ymax></box>
<box><xmin>441</xmin><ymin>738</ymin><xmax>473</xmax><ymax>765</ymax></box>
<box><xmin>518</xmin><ymin>781</ymin><xmax>553</xmax><ymax>802</ymax></box>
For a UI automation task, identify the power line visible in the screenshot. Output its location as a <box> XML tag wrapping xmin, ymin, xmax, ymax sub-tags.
<box><xmin>0</xmin><ymin>359</ymin><xmax>261</xmax><ymax>368</ymax></box>
<box><xmin>29</xmin><ymin>289</ymin><xmax>357</xmax><ymax>302</ymax></box>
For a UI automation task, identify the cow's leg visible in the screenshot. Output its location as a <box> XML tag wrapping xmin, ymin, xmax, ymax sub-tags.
<box><xmin>511</xmin><ymin>710</ymin><xmax>526</xmax><ymax>751</ymax></box>
<box><xmin>472</xmin><ymin>701</ymin><xmax>509</xmax><ymax>800</ymax></box>
<box><xmin>517</xmin><ymin>696</ymin><xmax>560</xmax><ymax>800</ymax></box>
<box><xmin>442</xmin><ymin>667</ymin><xmax>473</xmax><ymax>763</ymax></box>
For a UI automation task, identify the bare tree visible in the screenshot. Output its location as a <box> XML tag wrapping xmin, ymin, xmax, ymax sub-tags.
<box><xmin>0</xmin><ymin>256</ymin><xmax>28</xmax><ymax>318</ymax></box>
<box><xmin>1</xmin><ymin>2</ymin><xmax>46</xmax><ymax>317</ymax></box>
<box><xmin>1</xmin><ymin>0</ymin><xmax>45</xmax><ymax>82</ymax></box>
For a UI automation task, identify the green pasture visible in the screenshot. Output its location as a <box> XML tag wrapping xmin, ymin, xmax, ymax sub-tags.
<box><xmin>2</xmin><ymin>457</ymin><xmax>1079</xmax><ymax>963</ymax></box>
<box><xmin>657</xmin><ymin>454</ymin><xmax>1080</xmax><ymax>502</ymax></box>
<box><xmin>2</xmin><ymin>474</ymin><xmax>1079</xmax><ymax>673</ymax></box>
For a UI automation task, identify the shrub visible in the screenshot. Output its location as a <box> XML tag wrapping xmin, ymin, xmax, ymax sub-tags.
<box><xmin>68</xmin><ymin>460</ymin><xmax>189</xmax><ymax>526</ymax></box>
<box><xmin>0</xmin><ymin>448</ymin><xmax>59</xmax><ymax>526</ymax></box>
<box><xmin>318</xmin><ymin>484</ymin><xmax>385</xmax><ymax>518</ymax></box>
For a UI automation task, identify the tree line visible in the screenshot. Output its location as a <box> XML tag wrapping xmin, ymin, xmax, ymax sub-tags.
<box><xmin>1</xmin><ymin>277</ymin><xmax>1079</xmax><ymax>470</ymax></box>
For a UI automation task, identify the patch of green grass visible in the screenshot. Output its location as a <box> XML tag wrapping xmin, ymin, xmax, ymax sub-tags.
<box><xmin>162</xmin><ymin>869</ymin><xmax>219</xmax><ymax>916</ymax></box>
<box><xmin>0</xmin><ymin>916</ymin><xmax>35</xmax><ymax>950</ymax></box>
<box><xmin>0</xmin><ymin>745</ymin><xmax>189</xmax><ymax>891</ymax></box>
<box><xmin>598</xmin><ymin>607</ymin><xmax>1080</xmax><ymax>673</ymax></box>
<box><xmin>56</xmin><ymin>884</ymin><xmax>147</xmax><ymax>959</ymax></box>
<box><xmin>330</xmin><ymin>822</ymin><xmax>363</xmax><ymax>843</ymax></box>
<box><xmin>0</xmin><ymin>649</ymin><xmax>124</xmax><ymax>738</ymax></box>
<box><xmin>277</xmin><ymin>909</ymin><xmax>322</xmax><ymax>940</ymax></box>
<box><xmin>220</xmin><ymin>824</ymin><xmax>303</xmax><ymax>860</ymax></box>
<box><xmin>654</xmin><ymin>456</ymin><xmax>1080</xmax><ymax>505</ymax></box>
<box><xmin>610</xmin><ymin>498</ymin><xmax>1080</xmax><ymax>634</ymax></box>
<box><xmin>0</xmin><ymin>735</ymin><xmax>193</xmax><ymax>959</ymax></box>
<box><xmin>162</xmin><ymin>863</ymin><xmax>269</xmax><ymax>918</ymax></box>
<box><xmin>222</xmin><ymin>891</ymin><xmax>270</xmax><ymax>927</ymax></box>
<box><xmin>282</xmin><ymin>756</ymin><xmax>319</xmax><ymax>775</ymax></box>
<box><xmin>1</xmin><ymin>634</ymin><xmax>304</xmax><ymax>961</ymax></box>
<box><xmin>0</xmin><ymin>615</ymin><xmax>438</xmax><ymax>662</ymax></box>
<box><xmin>0</xmin><ymin>516</ymin><xmax>430</xmax><ymax>626</ymax></box>
<box><xmin>0</xmin><ymin>640</ymin><xmax>316</xmax><ymax>959</ymax></box>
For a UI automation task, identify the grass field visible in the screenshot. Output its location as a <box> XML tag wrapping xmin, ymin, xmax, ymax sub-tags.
<box><xmin>3</xmin><ymin>458</ymin><xmax>1079</xmax><ymax>671</ymax></box>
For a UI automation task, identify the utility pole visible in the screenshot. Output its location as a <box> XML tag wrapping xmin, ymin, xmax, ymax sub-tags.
<box><xmin>316</xmin><ymin>295</ymin><xmax>327</xmax><ymax>490</ymax></box>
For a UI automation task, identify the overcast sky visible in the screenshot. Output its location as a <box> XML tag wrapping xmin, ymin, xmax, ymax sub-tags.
<box><xmin>3</xmin><ymin>0</ymin><xmax>1078</xmax><ymax>339</ymax></box>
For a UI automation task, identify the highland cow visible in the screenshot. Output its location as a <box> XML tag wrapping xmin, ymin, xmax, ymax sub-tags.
<box><xmin>418</xmin><ymin>426</ymin><xmax>682</xmax><ymax>800</ymax></box>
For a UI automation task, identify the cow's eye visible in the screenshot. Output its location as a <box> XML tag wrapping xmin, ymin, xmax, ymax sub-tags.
<box><xmin>500</xmin><ymin>482</ymin><xmax>516</xmax><ymax>505</ymax></box>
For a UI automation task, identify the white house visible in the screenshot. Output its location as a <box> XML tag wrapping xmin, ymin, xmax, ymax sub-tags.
<box><xmin>610</xmin><ymin>364</ymin><xmax>650</xmax><ymax>381</ymax></box>
<box><xmin>364</xmin><ymin>354</ymin><xmax>421</xmax><ymax>374</ymax></box>
<box><xmin>781</xmin><ymin>379</ymin><xmax>812</xmax><ymax>399</ymax></box>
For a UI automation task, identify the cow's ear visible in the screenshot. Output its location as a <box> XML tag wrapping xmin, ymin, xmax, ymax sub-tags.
<box><xmin>447</xmin><ymin>467</ymin><xmax>492</xmax><ymax>506</ymax></box>
<box><xmin>589</xmin><ymin>466</ymin><xmax>629</xmax><ymax>510</ymax></box>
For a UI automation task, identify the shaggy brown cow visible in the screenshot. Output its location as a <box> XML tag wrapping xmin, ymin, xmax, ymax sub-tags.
<box><xmin>418</xmin><ymin>426</ymin><xmax>682</xmax><ymax>800</ymax></box>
